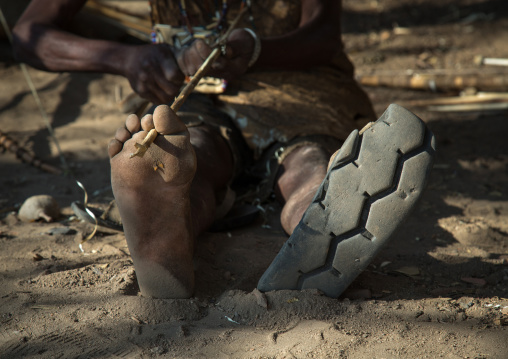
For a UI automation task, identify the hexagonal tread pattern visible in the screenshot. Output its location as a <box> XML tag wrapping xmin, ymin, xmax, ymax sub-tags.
<box><xmin>258</xmin><ymin>104</ymin><xmax>436</xmax><ymax>297</ymax></box>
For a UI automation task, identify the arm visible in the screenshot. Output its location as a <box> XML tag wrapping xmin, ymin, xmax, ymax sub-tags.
<box><xmin>12</xmin><ymin>0</ymin><xmax>184</xmax><ymax>104</ymax></box>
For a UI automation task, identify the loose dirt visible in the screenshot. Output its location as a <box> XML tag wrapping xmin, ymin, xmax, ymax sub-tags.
<box><xmin>1</xmin><ymin>0</ymin><xmax>507</xmax><ymax>357</ymax></box>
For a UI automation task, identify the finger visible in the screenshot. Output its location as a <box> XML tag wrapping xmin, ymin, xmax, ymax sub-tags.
<box><xmin>181</xmin><ymin>47</ymin><xmax>201</xmax><ymax>75</ymax></box>
<box><xmin>143</xmin><ymin>81</ymin><xmax>171</xmax><ymax>105</ymax></box>
<box><xmin>177</xmin><ymin>40</ymin><xmax>211</xmax><ymax>76</ymax></box>
<box><xmin>195</xmin><ymin>39</ymin><xmax>212</xmax><ymax>59</ymax></box>
<box><xmin>131</xmin><ymin>80</ymin><xmax>163</xmax><ymax>105</ymax></box>
<box><xmin>211</xmin><ymin>56</ymin><xmax>228</xmax><ymax>71</ymax></box>
<box><xmin>162</xmin><ymin>70</ymin><xmax>184</xmax><ymax>88</ymax></box>
<box><xmin>153</xmin><ymin>76</ymin><xmax>181</xmax><ymax>102</ymax></box>
<box><xmin>160</xmin><ymin>59</ymin><xmax>184</xmax><ymax>93</ymax></box>
<box><xmin>227</xmin><ymin>29</ymin><xmax>253</xmax><ymax>58</ymax></box>
<box><xmin>138</xmin><ymin>70</ymin><xmax>173</xmax><ymax>104</ymax></box>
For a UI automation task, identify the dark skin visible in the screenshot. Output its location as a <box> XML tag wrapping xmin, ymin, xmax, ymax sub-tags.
<box><xmin>12</xmin><ymin>0</ymin><xmax>345</xmax><ymax>298</ymax></box>
<box><xmin>12</xmin><ymin>0</ymin><xmax>342</xmax><ymax>103</ymax></box>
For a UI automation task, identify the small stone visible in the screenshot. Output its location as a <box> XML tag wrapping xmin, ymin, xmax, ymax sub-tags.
<box><xmin>4</xmin><ymin>212</ymin><xmax>19</xmax><ymax>226</ymax></box>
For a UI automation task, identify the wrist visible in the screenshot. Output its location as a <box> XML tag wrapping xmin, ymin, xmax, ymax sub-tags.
<box><xmin>106</xmin><ymin>43</ymin><xmax>139</xmax><ymax>76</ymax></box>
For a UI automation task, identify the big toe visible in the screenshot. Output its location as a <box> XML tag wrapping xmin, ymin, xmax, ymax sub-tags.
<box><xmin>153</xmin><ymin>105</ymin><xmax>187</xmax><ymax>135</ymax></box>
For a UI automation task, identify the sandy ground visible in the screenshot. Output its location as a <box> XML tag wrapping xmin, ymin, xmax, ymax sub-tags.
<box><xmin>1</xmin><ymin>0</ymin><xmax>507</xmax><ymax>358</ymax></box>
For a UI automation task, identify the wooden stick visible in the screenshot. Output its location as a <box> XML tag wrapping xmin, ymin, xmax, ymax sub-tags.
<box><xmin>130</xmin><ymin>7</ymin><xmax>247</xmax><ymax>159</ymax></box>
<box><xmin>427</xmin><ymin>102</ymin><xmax>508</xmax><ymax>112</ymax></box>
<box><xmin>84</xmin><ymin>0</ymin><xmax>152</xmax><ymax>41</ymax></box>
<box><xmin>403</xmin><ymin>92</ymin><xmax>508</xmax><ymax>107</ymax></box>
<box><xmin>356</xmin><ymin>72</ymin><xmax>508</xmax><ymax>92</ymax></box>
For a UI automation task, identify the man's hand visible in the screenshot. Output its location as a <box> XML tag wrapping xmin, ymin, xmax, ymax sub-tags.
<box><xmin>175</xmin><ymin>29</ymin><xmax>255</xmax><ymax>81</ymax></box>
<box><xmin>123</xmin><ymin>44</ymin><xmax>185</xmax><ymax>105</ymax></box>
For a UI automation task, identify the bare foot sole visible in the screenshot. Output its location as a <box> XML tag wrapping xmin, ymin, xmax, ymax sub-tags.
<box><xmin>109</xmin><ymin>105</ymin><xmax>197</xmax><ymax>298</ymax></box>
<box><xmin>258</xmin><ymin>104</ymin><xmax>437</xmax><ymax>297</ymax></box>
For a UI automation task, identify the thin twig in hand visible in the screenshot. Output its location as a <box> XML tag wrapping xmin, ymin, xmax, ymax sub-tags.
<box><xmin>130</xmin><ymin>7</ymin><xmax>247</xmax><ymax>159</ymax></box>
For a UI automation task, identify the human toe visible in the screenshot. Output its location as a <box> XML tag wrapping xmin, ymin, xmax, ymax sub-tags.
<box><xmin>108</xmin><ymin>138</ymin><xmax>123</xmax><ymax>158</ymax></box>
<box><xmin>125</xmin><ymin>114</ymin><xmax>141</xmax><ymax>133</ymax></box>
<box><xmin>141</xmin><ymin>114</ymin><xmax>154</xmax><ymax>131</ymax></box>
<box><xmin>153</xmin><ymin>105</ymin><xmax>187</xmax><ymax>135</ymax></box>
<box><xmin>115</xmin><ymin>127</ymin><xmax>131</xmax><ymax>143</ymax></box>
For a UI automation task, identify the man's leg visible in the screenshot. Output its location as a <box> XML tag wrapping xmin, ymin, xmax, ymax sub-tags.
<box><xmin>260</xmin><ymin>104</ymin><xmax>436</xmax><ymax>297</ymax></box>
<box><xmin>276</xmin><ymin>145</ymin><xmax>330</xmax><ymax>235</ymax></box>
<box><xmin>108</xmin><ymin>105</ymin><xmax>233</xmax><ymax>298</ymax></box>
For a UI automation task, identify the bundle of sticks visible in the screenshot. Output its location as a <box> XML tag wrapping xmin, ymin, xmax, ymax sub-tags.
<box><xmin>357</xmin><ymin>58</ymin><xmax>508</xmax><ymax>112</ymax></box>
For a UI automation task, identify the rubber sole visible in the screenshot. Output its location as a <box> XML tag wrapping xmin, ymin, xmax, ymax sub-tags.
<box><xmin>257</xmin><ymin>104</ymin><xmax>436</xmax><ymax>297</ymax></box>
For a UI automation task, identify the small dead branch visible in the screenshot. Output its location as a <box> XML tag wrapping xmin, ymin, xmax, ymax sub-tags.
<box><xmin>356</xmin><ymin>71</ymin><xmax>508</xmax><ymax>92</ymax></box>
<box><xmin>402</xmin><ymin>92</ymin><xmax>508</xmax><ymax>112</ymax></box>
<box><xmin>84</xmin><ymin>0</ymin><xmax>152</xmax><ymax>41</ymax></box>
